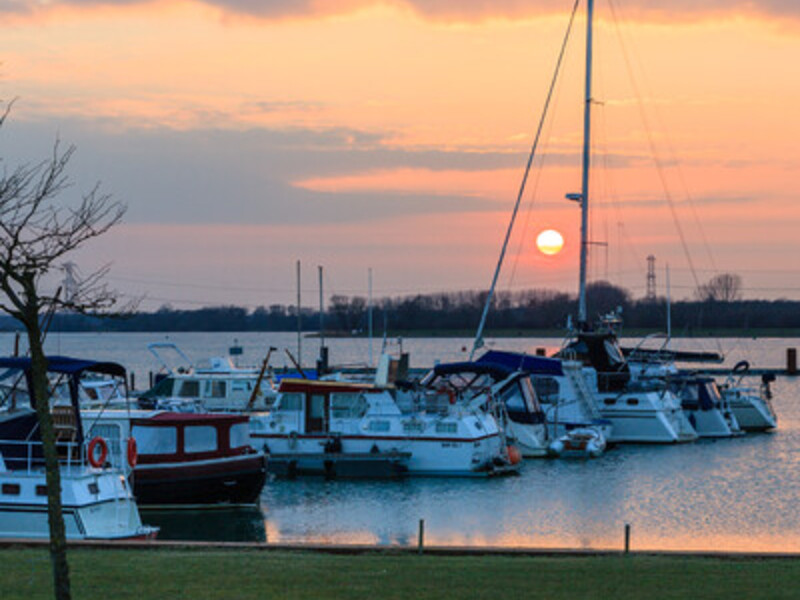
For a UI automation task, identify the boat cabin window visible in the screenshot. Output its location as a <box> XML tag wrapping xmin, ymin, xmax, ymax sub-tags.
<box><xmin>531</xmin><ymin>377</ymin><xmax>560</xmax><ymax>403</ymax></box>
<box><xmin>36</xmin><ymin>485</ymin><xmax>47</xmax><ymax>496</ymax></box>
<box><xmin>132</xmin><ymin>425</ymin><xmax>178</xmax><ymax>455</ymax></box>
<box><xmin>435</xmin><ymin>422</ymin><xmax>458</xmax><ymax>434</ymax></box>
<box><xmin>403</xmin><ymin>420</ymin><xmax>425</xmax><ymax>434</ymax></box>
<box><xmin>2</xmin><ymin>483</ymin><xmax>21</xmax><ymax>495</ymax></box>
<box><xmin>178</xmin><ymin>380</ymin><xmax>200</xmax><ymax>398</ymax></box>
<box><xmin>499</xmin><ymin>383</ymin><xmax>526</xmax><ymax>413</ymax></box>
<box><xmin>204</xmin><ymin>380</ymin><xmax>227</xmax><ymax>399</ymax></box>
<box><xmin>331</xmin><ymin>393</ymin><xmax>367</xmax><ymax>419</ymax></box>
<box><xmin>279</xmin><ymin>393</ymin><xmax>303</xmax><ymax>411</ymax></box>
<box><xmin>367</xmin><ymin>420</ymin><xmax>390</xmax><ymax>432</ymax></box>
<box><xmin>230</xmin><ymin>423</ymin><xmax>250</xmax><ymax>449</ymax></box>
<box><xmin>231</xmin><ymin>380</ymin><xmax>252</xmax><ymax>393</ymax></box>
<box><xmin>184</xmin><ymin>425</ymin><xmax>218</xmax><ymax>453</ymax></box>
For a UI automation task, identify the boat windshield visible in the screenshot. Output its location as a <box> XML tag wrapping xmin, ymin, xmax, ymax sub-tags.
<box><xmin>0</xmin><ymin>367</ymin><xmax>30</xmax><ymax>409</ymax></box>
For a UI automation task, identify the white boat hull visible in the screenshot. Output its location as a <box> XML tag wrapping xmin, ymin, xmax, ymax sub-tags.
<box><xmin>0</xmin><ymin>468</ymin><xmax>156</xmax><ymax>540</ymax></box>
<box><xmin>597</xmin><ymin>391</ymin><xmax>697</xmax><ymax>443</ymax></box>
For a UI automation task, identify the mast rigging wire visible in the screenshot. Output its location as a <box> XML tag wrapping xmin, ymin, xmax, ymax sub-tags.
<box><xmin>470</xmin><ymin>0</ymin><xmax>582</xmax><ymax>359</ymax></box>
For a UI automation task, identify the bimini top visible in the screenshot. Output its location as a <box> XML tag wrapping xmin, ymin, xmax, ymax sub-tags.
<box><xmin>430</xmin><ymin>361</ymin><xmax>515</xmax><ymax>380</ymax></box>
<box><xmin>0</xmin><ymin>356</ymin><xmax>127</xmax><ymax>378</ymax></box>
<box><xmin>477</xmin><ymin>350</ymin><xmax>564</xmax><ymax>377</ymax></box>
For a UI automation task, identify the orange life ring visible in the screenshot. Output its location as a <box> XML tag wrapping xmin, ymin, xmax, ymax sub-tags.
<box><xmin>87</xmin><ymin>436</ymin><xmax>108</xmax><ymax>468</ymax></box>
<box><xmin>127</xmin><ymin>437</ymin><xmax>138</xmax><ymax>468</ymax></box>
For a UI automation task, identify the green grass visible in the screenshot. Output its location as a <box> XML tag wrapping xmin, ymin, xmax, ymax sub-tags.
<box><xmin>2</xmin><ymin>548</ymin><xmax>799</xmax><ymax>600</ymax></box>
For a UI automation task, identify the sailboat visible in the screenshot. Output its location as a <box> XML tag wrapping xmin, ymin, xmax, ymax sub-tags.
<box><xmin>471</xmin><ymin>0</ymin><xmax>697</xmax><ymax>444</ymax></box>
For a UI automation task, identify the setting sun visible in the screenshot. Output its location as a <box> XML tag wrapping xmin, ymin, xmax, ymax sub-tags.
<box><xmin>536</xmin><ymin>229</ymin><xmax>564</xmax><ymax>256</ymax></box>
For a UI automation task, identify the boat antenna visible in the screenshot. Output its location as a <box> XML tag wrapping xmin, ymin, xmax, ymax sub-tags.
<box><xmin>577</xmin><ymin>0</ymin><xmax>594</xmax><ymax>329</ymax></box>
<box><xmin>470</xmin><ymin>0</ymin><xmax>581</xmax><ymax>360</ymax></box>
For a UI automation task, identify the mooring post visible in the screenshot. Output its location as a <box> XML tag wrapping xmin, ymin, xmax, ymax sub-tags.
<box><xmin>536</xmin><ymin>347</ymin><xmax>546</xmax><ymax>357</ymax></box>
<box><xmin>624</xmin><ymin>523</ymin><xmax>631</xmax><ymax>554</ymax></box>
<box><xmin>787</xmin><ymin>348</ymin><xmax>797</xmax><ymax>375</ymax></box>
<box><xmin>418</xmin><ymin>519</ymin><xmax>425</xmax><ymax>555</ymax></box>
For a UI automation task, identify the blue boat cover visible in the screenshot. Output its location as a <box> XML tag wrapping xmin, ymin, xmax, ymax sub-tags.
<box><xmin>477</xmin><ymin>350</ymin><xmax>564</xmax><ymax>376</ymax></box>
<box><xmin>431</xmin><ymin>361</ymin><xmax>515</xmax><ymax>379</ymax></box>
<box><xmin>0</xmin><ymin>356</ymin><xmax>126</xmax><ymax>378</ymax></box>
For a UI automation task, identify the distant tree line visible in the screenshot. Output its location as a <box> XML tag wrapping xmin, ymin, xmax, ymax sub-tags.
<box><xmin>3</xmin><ymin>274</ymin><xmax>800</xmax><ymax>334</ymax></box>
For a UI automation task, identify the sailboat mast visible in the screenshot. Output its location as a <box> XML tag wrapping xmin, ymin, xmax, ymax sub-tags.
<box><xmin>577</xmin><ymin>0</ymin><xmax>594</xmax><ymax>327</ymax></box>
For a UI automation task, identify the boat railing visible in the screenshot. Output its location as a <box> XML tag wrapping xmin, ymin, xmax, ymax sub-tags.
<box><xmin>0</xmin><ymin>437</ymin><xmax>92</xmax><ymax>475</ymax></box>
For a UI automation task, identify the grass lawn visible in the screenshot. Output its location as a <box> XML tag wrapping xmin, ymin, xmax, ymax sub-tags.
<box><xmin>1</xmin><ymin>548</ymin><xmax>798</xmax><ymax>600</ymax></box>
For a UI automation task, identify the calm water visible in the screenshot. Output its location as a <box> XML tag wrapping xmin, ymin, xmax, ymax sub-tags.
<box><xmin>7</xmin><ymin>332</ymin><xmax>800</xmax><ymax>552</ymax></box>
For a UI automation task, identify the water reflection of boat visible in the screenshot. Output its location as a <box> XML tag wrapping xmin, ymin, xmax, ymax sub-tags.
<box><xmin>141</xmin><ymin>504</ymin><xmax>266</xmax><ymax>542</ymax></box>
<box><xmin>0</xmin><ymin>356</ymin><xmax>157</xmax><ymax>540</ymax></box>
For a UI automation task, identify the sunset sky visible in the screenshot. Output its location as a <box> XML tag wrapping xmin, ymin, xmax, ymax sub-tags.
<box><xmin>1</xmin><ymin>0</ymin><xmax>798</xmax><ymax>311</ymax></box>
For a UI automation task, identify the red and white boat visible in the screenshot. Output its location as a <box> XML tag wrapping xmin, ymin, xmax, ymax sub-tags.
<box><xmin>82</xmin><ymin>409</ymin><xmax>267</xmax><ymax>505</ymax></box>
<box><xmin>249</xmin><ymin>378</ymin><xmax>518</xmax><ymax>477</ymax></box>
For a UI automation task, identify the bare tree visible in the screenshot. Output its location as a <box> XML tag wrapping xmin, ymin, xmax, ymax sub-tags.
<box><xmin>695</xmin><ymin>273</ymin><xmax>743</xmax><ymax>302</ymax></box>
<box><xmin>0</xmin><ymin>103</ymin><xmax>127</xmax><ymax>600</ymax></box>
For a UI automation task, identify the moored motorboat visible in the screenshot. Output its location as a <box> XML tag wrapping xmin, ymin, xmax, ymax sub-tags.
<box><xmin>249</xmin><ymin>378</ymin><xmax>518</xmax><ymax>477</ymax></box>
<box><xmin>0</xmin><ymin>356</ymin><xmax>157</xmax><ymax>540</ymax></box>
<box><xmin>719</xmin><ymin>362</ymin><xmax>777</xmax><ymax>431</ymax></box>
<box><xmin>83</xmin><ymin>409</ymin><xmax>267</xmax><ymax>505</ymax></box>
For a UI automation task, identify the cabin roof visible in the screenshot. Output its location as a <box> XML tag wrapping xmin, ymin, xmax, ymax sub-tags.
<box><xmin>278</xmin><ymin>378</ymin><xmax>375</xmax><ymax>394</ymax></box>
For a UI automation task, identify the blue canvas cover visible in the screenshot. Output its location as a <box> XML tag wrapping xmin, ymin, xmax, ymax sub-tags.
<box><xmin>477</xmin><ymin>350</ymin><xmax>564</xmax><ymax>376</ymax></box>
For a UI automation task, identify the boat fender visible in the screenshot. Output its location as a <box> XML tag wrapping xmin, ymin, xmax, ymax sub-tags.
<box><xmin>438</xmin><ymin>387</ymin><xmax>456</xmax><ymax>405</ymax></box>
<box><xmin>288</xmin><ymin>431</ymin><xmax>298</xmax><ymax>449</ymax></box>
<box><xmin>127</xmin><ymin>437</ymin><xmax>138</xmax><ymax>468</ymax></box>
<box><xmin>507</xmin><ymin>445</ymin><xmax>522</xmax><ymax>465</ymax></box>
<box><xmin>87</xmin><ymin>436</ymin><xmax>108</xmax><ymax>468</ymax></box>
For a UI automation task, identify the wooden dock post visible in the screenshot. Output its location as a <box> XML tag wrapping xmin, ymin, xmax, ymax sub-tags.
<box><xmin>624</xmin><ymin>524</ymin><xmax>631</xmax><ymax>554</ymax></box>
<box><xmin>536</xmin><ymin>347</ymin><xmax>546</xmax><ymax>357</ymax></box>
<box><xmin>787</xmin><ymin>348</ymin><xmax>797</xmax><ymax>375</ymax></box>
<box><xmin>418</xmin><ymin>519</ymin><xmax>425</xmax><ymax>555</ymax></box>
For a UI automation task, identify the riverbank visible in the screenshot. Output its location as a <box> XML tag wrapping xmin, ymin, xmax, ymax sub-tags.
<box><xmin>2</xmin><ymin>546</ymin><xmax>798</xmax><ymax>599</ymax></box>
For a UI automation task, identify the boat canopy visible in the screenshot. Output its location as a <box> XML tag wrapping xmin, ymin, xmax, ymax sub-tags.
<box><xmin>477</xmin><ymin>350</ymin><xmax>565</xmax><ymax>377</ymax></box>
<box><xmin>0</xmin><ymin>356</ymin><xmax>127</xmax><ymax>379</ymax></box>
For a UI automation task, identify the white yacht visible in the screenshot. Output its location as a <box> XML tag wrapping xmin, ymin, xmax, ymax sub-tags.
<box><xmin>476</xmin><ymin>350</ymin><xmax>612</xmax><ymax>455</ymax></box>
<box><xmin>558</xmin><ymin>332</ymin><xmax>697</xmax><ymax>444</ymax></box>
<box><xmin>139</xmin><ymin>343</ymin><xmax>276</xmax><ymax>412</ymax></box>
<box><xmin>719</xmin><ymin>362</ymin><xmax>778</xmax><ymax>431</ymax></box>
<box><xmin>249</xmin><ymin>378</ymin><xmax>518</xmax><ymax>477</ymax></box>
<box><xmin>420</xmin><ymin>361</ymin><xmax>550</xmax><ymax>458</ymax></box>
<box><xmin>0</xmin><ymin>357</ymin><xmax>157</xmax><ymax>541</ymax></box>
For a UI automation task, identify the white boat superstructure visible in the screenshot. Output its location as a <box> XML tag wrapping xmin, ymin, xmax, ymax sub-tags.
<box><xmin>140</xmin><ymin>343</ymin><xmax>276</xmax><ymax>412</ymax></box>
<box><xmin>476</xmin><ymin>351</ymin><xmax>612</xmax><ymax>454</ymax></box>
<box><xmin>556</xmin><ymin>332</ymin><xmax>697</xmax><ymax>444</ymax></box>
<box><xmin>627</xmin><ymin>359</ymin><xmax>741</xmax><ymax>438</ymax></box>
<box><xmin>421</xmin><ymin>361</ymin><xmax>550</xmax><ymax>458</ymax></box>
<box><xmin>0</xmin><ymin>357</ymin><xmax>157</xmax><ymax>541</ymax></box>
<box><xmin>249</xmin><ymin>379</ymin><xmax>517</xmax><ymax>477</ymax></box>
<box><xmin>719</xmin><ymin>362</ymin><xmax>777</xmax><ymax>431</ymax></box>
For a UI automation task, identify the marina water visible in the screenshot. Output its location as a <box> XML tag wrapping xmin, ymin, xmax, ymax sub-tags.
<box><xmin>14</xmin><ymin>331</ymin><xmax>800</xmax><ymax>552</ymax></box>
